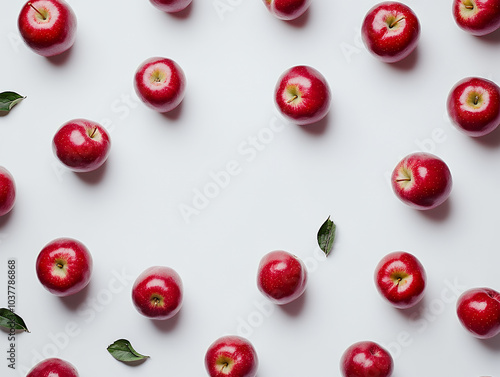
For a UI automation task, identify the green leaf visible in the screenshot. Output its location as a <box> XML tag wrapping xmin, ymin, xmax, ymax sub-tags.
<box><xmin>317</xmin><ymin>216</ymin><xmax>336</xmax><ymax>257</ymax></box>
<box><xmin>107</xmin><ymin>339</ymin><xmax>149</xmax><ymax>362</ymax></box>
<box><xmin>0</xmin><ymin>308</ymin><xmax>30</xmax><ymax>332</ymax></box>
<box><xmin>0</xmin><ymin>92</ymin><xmax>26</xmax><ymax>112</ymax></box>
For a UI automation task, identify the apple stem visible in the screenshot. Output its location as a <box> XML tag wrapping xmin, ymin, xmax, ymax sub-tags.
<box><xmin>28</xmin><ymin>2</ymin><xmax>47</xmax><ymax>20</ymax></box>
<box><xmin>465</xmin><ymin>4</ymin><xmax>474</xmax><ymax>9</ymax></box>
<box><xmin>396</xmin><ymin>178</ymin><xmax>411</xmax><ymax>182</ymax></box>
<box><xmin>89</xmin><ymin>127</ymin><xmax>98</xmax><ymax>138</ymax></box>
<box><xmin>474</xmin><ymin>95</ymin><xmax>479</xmax><ymax>105</ymax></box>
<box><xmin>56</xmin><ymin>263</ymin><xmax>64</xmax><ymax>269</ymax></box>
<box><xmin>389</xmin><ymin>16</ymin><xmax>405</xmax><ymax>28</ymax></box>
<box><xmin>287</xmin><ymin>95</ymin><xmax>298</xmax><ymax>103</ymax></box>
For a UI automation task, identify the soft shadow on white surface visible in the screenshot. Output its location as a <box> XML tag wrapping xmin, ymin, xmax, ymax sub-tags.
<box><xmin>279</xmin><ymin>290</ymin><xmax>308</xmax><ymax>317</ymax></box>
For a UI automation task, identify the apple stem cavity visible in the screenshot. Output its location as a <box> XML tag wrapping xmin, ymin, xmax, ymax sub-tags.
<box><xmin>28</xmin><ymin>2</ymin><xmax>48</xmax><ymax>20</ymax></box>
<box><xmin>389</xmin><ymin>16</ymin><xmax>405</xmax><ymax>28</ymax></box>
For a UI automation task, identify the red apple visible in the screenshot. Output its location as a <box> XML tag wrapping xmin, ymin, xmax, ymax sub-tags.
<box><xmin>263</xmin><ymin>0</ymin><xmax>312</xmax><ymax>21</ymax></box>
<box><xmin>27</xmin><ymin>358</ymin><xmax>79</xmax><ymax>377</ymax></box>
<box><xmin>132</xmin><ymin>266</ymin><xmax>183</xmax><ymax>320</ymax></box>
<box><xmin>453</xmin><ymin>0</ymin><xmax>500</xmax><ymax>36</ymax></box>
<box><xmin>257</xmin><ymin>250</ymin><xmax>307</xmax><ymax>305</ymax></box>
<box><xmin>374</xmin><ymin>251</ymin><xmax>426</xmax><ymax>309</ymax></box>
<box><xmin>134</xmin><ymin>57</ymin><xmax>186</xmax><ymax>113</ymax></box>
<box><xmin>447</xmin><ymin>77</ymin><xmax>500</xmax><ymax>137</ymax></box>
<box><xmin>456</xmin><ymin>287</ymin><xmax>500</xmax><ymax>339</ymax></box>
<box><xmin>361</xmin><ymin>1</ymin><xmax>420</xmax><ymax>63</ymax></box>
<box><xmin>18</xmin><ymin>0</ymin><xmax>77</xmax><ymax>57</ymax></box>
<box><xmin>0</xmin><ymin>166</ymin><xmax>16</xmax><ymax>217</ymax></box>
<box><xmin>150</xmin><ymin>0</ymin><xmax>192</xmax><ymax>13</ymax></box>
<box><xmin>391</xmin><ymin>152</ymin><xmax>453</xmax><ymax>210</ymax></box>
<box><xmin>52</xmin><ymin>119</ymin><xmax>111</xmax><ymax>173</ymax></box>
<box><xmin>36</xmin><ymin>238</ymin><xmax>93</xmax><ymax>297</ymax></box>
<box><xmin>340</xmin><ymin>341</ymin><xmax>393</xmax><ymax>377</ymax></box>
<box><xmin>274</xmin><ymin>65</ymin><xmax>331</xmax><ymax>126</ymax></box>
<box><xmin>204</xmin><ymin>335</ymin><xmax>258</xmax><ymax>377</ymax></box>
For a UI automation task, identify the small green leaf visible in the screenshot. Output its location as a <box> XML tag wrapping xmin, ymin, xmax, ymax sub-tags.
<box><xmin>0</xmin><ymin>308</ymin><xmax>30</xmax><ymax>332</ymax></box>
<box><xmin>317</xmin><ymin>216</ymin><xmax>336</xmax><ymax>257</ymax></box>
<box><xmin>107</xmin><ymin>339</ymin><xmax>149</xmax><ymax>362</ymax></box>
<box><xmin>0</xmin><ymin>92</ymin><xmax>26</xmax><ymax>112</ymax></box>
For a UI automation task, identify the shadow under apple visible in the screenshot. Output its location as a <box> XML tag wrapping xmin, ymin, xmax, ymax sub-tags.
<box><xmin>75</xmin><ymin>160</ymin><xmax>108</xmax><ymax>185</ymax></box>
<box><xmin>278</xmin><ymin>290</ymin><xmax>307</xmax><ymax>317</ymax></box>
<box><xmin>299</xmin><ymin>112</ymin><xmax>330</xmax><ymax>136</ymax></box>
<box><xmin>386</xmin><ymin>46</ymin><xmax>419</xmax><ymax>72</ymax></box>
<box><xmin>46</xmin><ymin>45</ymin><xmax>74</xmax><ymax>66</ymax></box>
<box><xmin>159</xmin><ymin>99</ymin><xmax>184</xmax><ymax>121</ymax></box>
<box><xmin>163</xmin><ymin>1</ymin><xmax>193</xmax><ymax>20</ymax></box>
<box><xmin>284</xmin><ymin>9</ymin><xmax>310</xmax><ymax>29</ymax></box>
<box><xmin>417</xmin><ymin>197</ymin><xmax>452</xmax><ymax>222</ymax></box>
<box><xmin>58</xmin><ymin>282</ymin><xmax>92</xmax><ymax>311</ymax></box>
<box><xmin>149</xmin><ymin>309</ymin><xmax>183</xmax><ymax>333</ymax></box>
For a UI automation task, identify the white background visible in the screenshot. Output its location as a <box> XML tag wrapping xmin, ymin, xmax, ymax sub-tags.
<box><xmin>1</xmin><ymin>0</ymin><xmax>500</xmax><ymax>376</ymax></box>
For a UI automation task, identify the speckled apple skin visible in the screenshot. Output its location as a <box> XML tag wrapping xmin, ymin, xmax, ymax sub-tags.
<box><xmin>134</xmin><ymin>57</ymin><xmax>186</xmax><ymax>113</ymax></box>
<box><xmin>340</xmin><ymin>341</ymin><xmax>393</xmax><ymax>377</ymax></box>
<box><xmin>457</xmin><ymin>288</ymin><xmax>500</xmax><ymax>339</ymax></box>
<box><xmin>391</xmin><ymin>152</ymin><xmax>452</xmax><ymax>210</ymax></box>
<box><xmin>27</xmin><ymin>358</ymin><xmax>79</xmax><ymax>377</ymax></box>
<box><xmin>205</xmin><ymin>335</ymin><xmax>258</xmax><ymax>377</ymax></box>
<box><xmin>149</xmin><ymin>0</ymin><xmax>192</xmax><ymax>13</ymax></box>
<box><xmin>18</xmin><ymin>0</ymin><xmax>77</xmax><ymax>57</ymax></box>
<box><xmin>374</xmin><ymin>251</ymin><xmax>426</xmax><ymax>309</ymax></box>
<box><xmin>274</xmin><ymin>65</ymin><xmax>331</xmax><ymax>126</ymax></box>
<box><xmin>0</xmin><ymin>167</ymin><xmax>15</xmax><ymax>217</ymax></box>
<box><xmin>447</xmin><ymin>77</ymin><xmax>500</xmax><ymax>137</ymax></box>
<box><xmin>36</xmin><ymin>238</ymin><xmax>93</xmax><ymax>297</ymax></box>
<box><xmin>52</xmin><ymin>119</ymin><xmax>111</xmax><ymax>173</ymax></box>
<box><xmin>132</xmin><ymin>266</ymin><xmax>183</xmax><ymax>320</ymax></box>
<box><xmin>452</xmin><ymin>0</ymin><xmax>500</xmax><ymax>36</ymax></box>
<box><xmin>263</xmin><ymin>0</ymin><xmax>312</xmax><ymax>20</ymax></box>
<box><xmin>257</xmin><ymin>250</ymin><xmax>307</xmax><ymax>305</ymax></box>
<box><xmin>361</xmin><ymin>1</ymin><xmax>420</xmax><ymax>63</ymax></box>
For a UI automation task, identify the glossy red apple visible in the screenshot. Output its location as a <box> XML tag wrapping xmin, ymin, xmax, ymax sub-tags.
<box><xmin>263</xmin><ymin>0</ymin><xmax>312</xmax><ymax>20</ymax></box>
<box><xmin>27</xmin><ymin>358</ymin><xmax>79</xmax><ymax>377</ymax></box>
<box><xmin>18</xmin><ymin>0</ymin><xmax>77</xmax><ymax>57</ymax></box>
<box><xmin>456</xmin><ymin>287</ymin><xmax>500</xmax><ymax>339</ymax></box>
<box><xmin>340</xmin><ymin>341</ymin><xmax>393</xmax><ymax>377</ymax></box>
<box><xmin>134</xmin><ymin>57</ymin><xmax>186</xmax><ymax>113</ymax></box>
<box><xmin>0</xmin><ymin>166</ymin><xmax>16</xmax><ymax>217</ymax></box>
<box><xmin>274</xmin><ymin>65</ymin><xmax>331</xmax><ymax>126</ymax></box>
<box><xmin>374</xmin><ymin>251</ymin><xmax>426</xmax><ymax>309</ymax></box>
<box><xmin>52</xmin><ymin>119</ymin><xmax>111</xmax><ymax>173</ymax></box>
<box><xmin>150</xmin><ymin>0</ymin><xmax>192</xmax><ymax>13</ymax></box>
<box><xmin>391</xmin><ymin>152</ymin><xmax>453</xmax><ymax>210</ymax></box>
<box><xmin>447</xmin><ymin>77</ymin><xmax>500</xmax><ymax>137</ymax></box>
<box><xmin>257</xmin><ymin>250</ymin><xmax>307</xmax><ymax>305</ymax></box>
<box><xmin>204</xmin><ymin>335</ymin><xmax>258</xmax><ymax>377</ymax></box>
<box><xmin>361</xmin><ymin>1</ymin><xmax>420</xmax><ymax>63</ymax></box>
<box><xmin>36</xmin><ymin>238</ymin><xmax>93</xmax><ymax>297</ymax></box>
<box><xmin>452</xmin><ymin>0</ymin><xmax>500</xmax><ymax>36</ymax></box>
<box><xmin>132</xmin><ymin>266</ymin><xmax>183</xmax><ymax>320</ymax></box>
